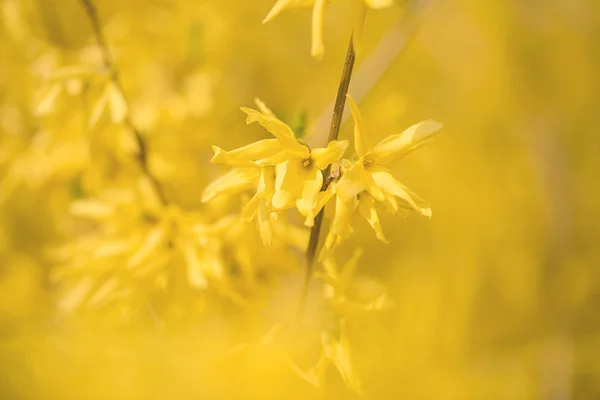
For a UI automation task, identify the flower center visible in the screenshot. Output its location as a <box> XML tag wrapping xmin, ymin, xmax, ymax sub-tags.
<box><xmin>363</xmin><ymin>156</ymin><xmax>374</xmax><ymax>168</ymax></box>
<box><xmin>302</xmin><ymin>158</ymin><xmax>312</xmax><ymax>168</ymax></box>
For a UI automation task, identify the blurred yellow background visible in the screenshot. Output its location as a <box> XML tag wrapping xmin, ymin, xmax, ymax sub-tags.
<box><xmin>1</xmin><ymin>0</ymin><xmax>599</xmax><ymax>398</ymax></box>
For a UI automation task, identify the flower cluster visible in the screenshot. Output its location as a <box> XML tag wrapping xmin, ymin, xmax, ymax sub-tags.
<box><xmin>203</xmin><ymin>95</ymin><xmax>442</xmax><ymax>259</ymax></box>
<box><xmin>202</xmin><ymin>99</ymin><xmax>348</xmax><ymax>246</ymax></box>
<box><xmin>320</xmin><ymin>95</ymin><xmax>443</xmax><ymax>254</ymax></box>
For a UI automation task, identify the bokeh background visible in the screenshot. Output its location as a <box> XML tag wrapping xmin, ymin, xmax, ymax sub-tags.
<box><xmin>1</xmin><ymin>0</ymin><xmax>599</xmax><ymax>398</ymax></box>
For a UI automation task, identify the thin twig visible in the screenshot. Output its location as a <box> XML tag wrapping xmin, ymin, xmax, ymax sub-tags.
<box><xmin>306</xmin><ymin>0</ymin><xmax>435</xmax><ymax>148</ymax></box>
<box><xmin>79</xmin><ymin>0</ymin><xmax>167</xmax><ymax>205</ymax></box>
<box><xmin>298</xmin><ymin>34</ymin><xmax>356</xmax><ymax>322</ymax></box>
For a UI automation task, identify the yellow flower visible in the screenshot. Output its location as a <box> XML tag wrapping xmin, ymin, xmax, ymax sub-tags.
<box><xmin>319</xmin><ymin>249</ymin><xmax>392</xmax><ymax>316</ymax></box>
<box><xmin>316</xmin><ymin>95</ymin><xmax>441</xmax><ymax>252</ymax></box>
<box><xmin>263</xmin><ymin>0</ymin><xmax>395</xmax><ymax>59</ymax></box>
<box><xmin>337</xmin><ymin>95</ymin><xmax>442</xmax><ymax>215</ymax></box>
<box><xmin>204</xmin><ymin>99</ymin><xmax>348</xmax><ymax>230</ymax></box>
<box><xmin>52</xmin><ymin>177</ymin><xmax>238</xmax><ymax>313</ymax></box>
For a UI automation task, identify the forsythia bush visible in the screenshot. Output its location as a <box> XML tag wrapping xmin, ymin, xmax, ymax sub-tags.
<box><xmin>1</xmin><ymin>0</ymin><xmax>599</xmax><ymax>398</ymax></box>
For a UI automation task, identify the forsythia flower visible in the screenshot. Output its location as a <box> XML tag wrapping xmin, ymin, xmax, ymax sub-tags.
<box><xmin>263</xmin><ymin>0</ymin><xmax>395</xmax><ymax>59</ymax></box>
<box><xmin>322</xmin><ymin>95</ymin><xmax>443</xmax><ymax>253</ymax></box>
<box><xmin>202</xmin><ymin>99</ymin><xmax>348</xmax><ymax>245</ymax></box>
<box><xmin>319</xmin><ymin>249</ymin><xmax>391</xmax><ymax>316</ymax></box>
<box><xmin>50</xmin><ymin>177</ymin><xmax>241</xmax><ymax>313</ymax></box>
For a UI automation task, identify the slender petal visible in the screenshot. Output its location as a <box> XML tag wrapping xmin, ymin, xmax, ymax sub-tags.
<box><xmin>184</xmin><ymin>242</ymin><xmax>208</xmax><ymax>289</ymax></box>
<box><xmin>358</xmin><ymin>194</ymin><xmax>388</xmax><ymax>243</ymax></box>
<box><xmin>336</xmin><ymin>161</ymin><xmax>384</xmax><ymax>202</ymax></box>
<box><xmin>70</xmin><ymin>199</ymin><xmax>114</xmax><ymax>219</ymax></box>
<box><xmin>241</xmin><ymin>107</ymin><xmax>309</xmax><ymax>158</ymax></box>
<box><xmin>253</xmin><ymin>150</ymin><xmax>289</xmax><ymax>167</ymax></box>
<box><xmin>335</xmin><ymin>162</ymin><xmax>366</xmax><ymax>202</ymax></box>
<box><xmin>241</xmin><ymin>193</ymin><xmax>261</xmax><ymax>221</ymax></box>
<box><xmin>258</xmin><ymin>200</ymin><xmax>273</xmax><ymax>247</ymax></box>
<box><xmin>210</xmin><ymin>139</ymin><xmax>281</xmax><ymax>167</ymax></box>
<box><xmin>372</xmin><ymin>120</ymin><xmax>443</xmax><ymax>165</ymax></box>
<box><xmin>128</xmin><ymin>226</ymin><xmax>167</xmax><ymax>269</ymax></box>
<box><xmin>201</xmin><ymin>168</ymin><xmax>260</xmax><ymax>203</ymax></box>
<box><xmin>107</xmin><ymin>83</ymin><xmax>128</xmax><ymax>124</ymax></box>
<box><xmin>365</xmin><ymin>0</ymin><xmax>395</xmax><ymax>9</ymax></box>
<box><xmin>332</xmin><ymin>195</ymin><xmax>357</xmax><ymax>237</ymax></box>
<box><xmin>296</xmin><ymin>167</ymin><xmax>324</xmax><ymax>226</ymax></box>
<box><xmin>339</xmin><ymin>248</ymin><xmax>363</xmax><ymax>291</ymax></box>
<box><xmin>362</xmin><ymin>164</ymin><xmax>385</xmax><ymax>201</ymax></box>
<box><xmin>323</xmin><ymin>323</ymin><xmax>363</xmax><ymax>395</ymax></box>
<box><xmin>257</xmin><ymin>166</ymin><xmax>276</xmax><ymax>202</ymax></box>
<box><xmin>346</xmin><ymin>95</ymin><xmax>371</xmax><ymax>158</ymax></box>
<box><xmin>254</xmin><ymin>98</ymin><xmax>276</xmax><ymax>117</ymax></box>
<box><xmin>263</xmin><ymin>0</ymin><xmax>307</xmax><ymax>23</ymax></box>
<box><xmin>311</xmin><ymin>140</ymin><xmax>348</xmax><ymax>170</ymax></box>
<box><xmin>311</xmin><ymin>0</ymin><xmax>327</xmax><ymax>59</ymax></box>
<box><xmin>371</xmin><ymin>167</ymin><xmax>432</xmax><ymax>217</ymax></box>
<box><xmin>273</xmin><ymin>160</ymin><xmax>305</xmax><ymax>209</ymax></box>
<box><xmin>320</xmin><ymin>230</ymin><xmax>346</xmax><ymax>261</ymax></box>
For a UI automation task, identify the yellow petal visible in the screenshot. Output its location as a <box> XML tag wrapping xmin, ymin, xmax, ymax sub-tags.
<box><xmin>358</xmin><ymin>193</ymin><xmax>388</xmax><ymax>243</ymax></box>
<box><xmin>311</xmin><ymin>140</ymin><xmax>348</xmax><ymax>170</ymax></box>
<box><xmin>88</xmin><ymin>278</ymin><xmax>119</xmax><ymax>307</ymax></box>
<box><xmin>58</xmin><ymin>278</ymin><xmax>93</xmax><ymax>312</ymax></box>
<box><xmin>363</xmin><ymin>165</ymin><xmax>385</xmax><ymax>201</ymax></box>
<box><xmin>69</xmin><ymin>199</ymin><xmax>115</xmax><ymax>219</ymax></box>
<box><xmin>34</xmin><ymin>83</ymin><xmax>62</xmax><ymax>117</ymax></box>
<box><xmin>210</xmin><ymin>139</ymin><xmax>281</xmax><ymax>167</ymax></box>
<box><xmin>263</xmin><ymin>0</ymin><xmax>305</xmax><ymax>23</ymax></box>
<box><xmin>241</xmin><ymin>107</ymin><xmax>309</xmax><ymax>158</ymax></box>
<box><xmin>184</xmin><ymin>243</ymin><xmax>208</xmax><ymax>289</ymax></box>
<box><xmin>365</xmin><ymin>0</ymin><xmax>394</xmax><ymax>9</ymax></box>
<box><xmin>108</xmin><ymin>83</ymin><xmax>128</xmax><ymax>124</ymax></box>
<box><xmin>241</xmin><ymin>193</ymin><xmax>261</xmax><ymax>221</ymax></box>
<box><xmin>253</xmin><ymin>150</ymin><xmax>290</xmax><ymax>167</ymax></box>
<box><xmin>340</xmin><ymin>248</ymin><xmax>363</xmax><ymax>288</ymax></box>
<box><xmin>332</xmin><ymin>195</ymin><xmax>357</xmax><ymax>237</ymax></box>
<box><xmin>296</xmin><ymin>167</ymin><xmax>324</xmax><ymax>225</ymax></box>
<box><xmin>311</xmin><ymin>0</ymin><xmax>327</xmax><ymax>59</ymax></box>
<box><xmin>257</xmin><ymin>166</ymin><xmax>276</xmax><ymax>199</ymax></box>
<box><xmin>128</xmin><ymin>226</ymin><xmax>167</xmax><ymax>269</ymax></box>
<box><xmin>323</xmin><ymin>324</ymin><xmax>363</xmax><ymax>395</ymax></box>
<box><xmin>93</xmin><ymin>240</ymin><xmax>133</xmax><ymax>258</ymax></box>
<box><xmin>88</xmin><ymin>87</ymin><xmax>109</xmax><ymax>128</ymax></box>
<box><xmin>304</xmin><ymin>182</ymin><xmax>336</xmax><ymax>226</ymax></box>
<box><xmin>337</xmin><ymin>161</ymin><xmax>385</xmax><ymax>202</ymax></box>
<box><xmin>371</xmin><ymin>167</ymin><xmax>432</xmax><ymax>217</ymax></box>
<box><xmin>272</xmin><ymin>160</ymin><xmax>305</xmax><ymax>209</ymax></box>
<box><xmin>201</xmin><ymin>168</ymin><xmax>260</xmax><ymax>203</ymax></box>
<box><xmin>346</xmin><ymin>95</ymin><xmax>371</xmax><ymax>158</ymax></box>
<box><xmin>258</xmin><ymin>200</ymin><xmax>273</xmax><ymax>247</ymax></box>
<box><xmin>138</xmin><ymin>176</ymin><xmax>164</xmax><ymax>215</ymax></box>
<box><xmin>320</xmin><ymin>231</ymin><xmax>344</xmax><ymax>261</ymax></box>
<box><xmin>254</xmin><ymin>98</ymin><xmax>276</xmax><ymax>118</ymax></box>
<box><xmin>289</xmin><ymin>355</ymin><xmax>328</xmax><ymax>388</ymax></box>
<box><xmin>334</xmin><ymin>162</ymin><xmax>366</xmax><ymax>202</ymax></box>
<box><xmin>372</xmin><ymin>119</ymin><xmax>443</xmax><ymax>165</ymax></box>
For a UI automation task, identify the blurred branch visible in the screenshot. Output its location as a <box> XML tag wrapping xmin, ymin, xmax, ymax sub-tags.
<box><xmin>78</xmin><ymin>0</ymin><xmax>167</xmax><ymax>205</ymax></box>
<box><xmin>306</xmin><ymin>0</ymin><xmax>436</xmax><ymax>147</ymax></box>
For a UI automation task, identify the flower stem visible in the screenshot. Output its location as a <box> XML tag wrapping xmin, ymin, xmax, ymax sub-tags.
<box><xmin>298</xmin><ymin>34</ymin><xmax>356</xmax><ymax>321</ymax></box>
<box><xmin>78</xmin><ymin>0</ymin><xmax>167</xmax><ymax>205</ymax></box>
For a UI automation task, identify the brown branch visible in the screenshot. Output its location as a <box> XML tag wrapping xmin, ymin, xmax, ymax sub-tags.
<box><xmin>298</xmin><ymin>34</ymin><xmax>356</xmax><ymax>321</ymax></box>
<box><xmin>306</xmin><ymin>0</ymin><xmax>436</xmax><ymax>148</ymax></box>
<box><xmin>78</xmin><ymin>0</ymin><xmax>167</xmax><ymax>205</ymax></box>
